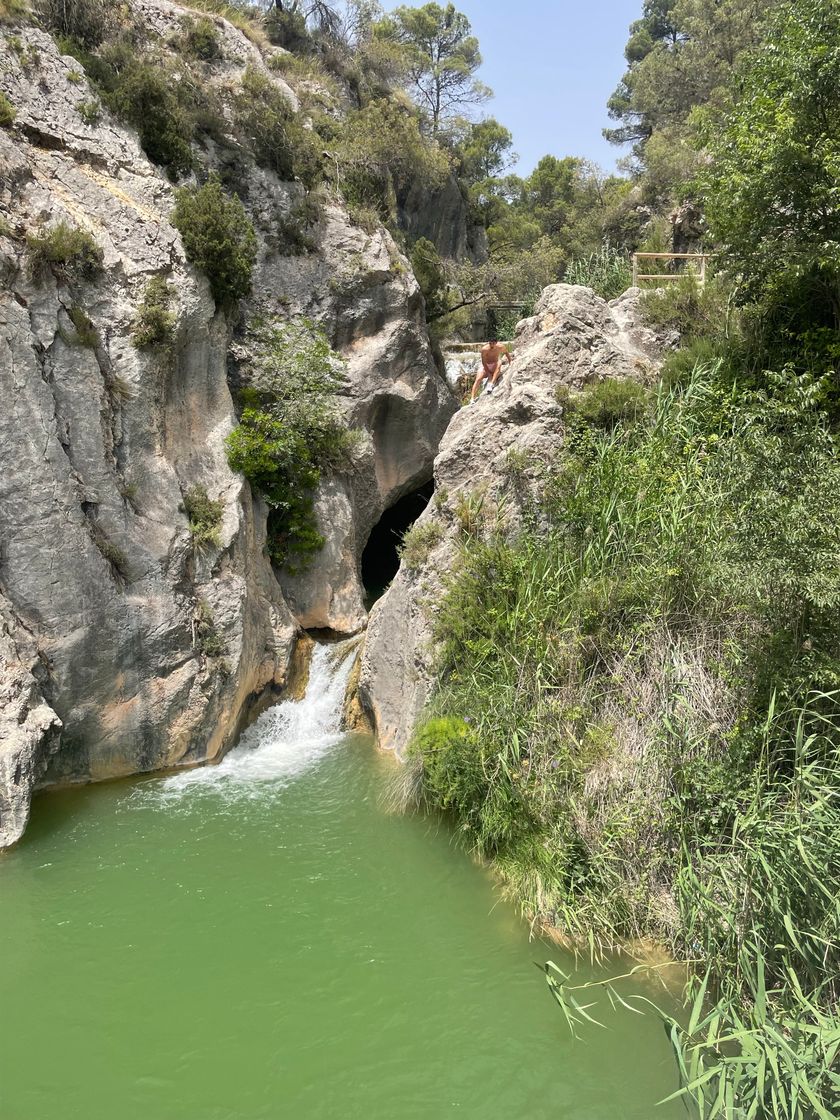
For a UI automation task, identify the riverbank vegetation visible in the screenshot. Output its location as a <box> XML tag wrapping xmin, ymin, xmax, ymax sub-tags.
<box><xmin>410</xmin><ymin>0</ymin><xmax>840</xmax><ymax>1115</ymax></box>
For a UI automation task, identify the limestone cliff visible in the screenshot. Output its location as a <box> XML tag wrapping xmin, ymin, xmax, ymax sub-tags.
<box><xmin>0</xmin><ymin>3</ymin><xmax>453</xmax><ymax>846</ymax></box>
<box><xmin>360</xmin><ymin>284</ymin><xmax>665</xmax><ymax>753</ymax></box>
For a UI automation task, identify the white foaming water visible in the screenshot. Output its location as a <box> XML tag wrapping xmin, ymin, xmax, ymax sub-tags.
<box><xmin>154</xmin><ymin>640</ymin><xmax>359</xmax><ymax>801</ymax></box>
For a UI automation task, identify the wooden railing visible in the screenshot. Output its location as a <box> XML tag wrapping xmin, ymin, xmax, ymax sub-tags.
<box><xmin>632</xmin><ymin>252</ymin><xmax>711</xmax><ymax>288</ymax></box>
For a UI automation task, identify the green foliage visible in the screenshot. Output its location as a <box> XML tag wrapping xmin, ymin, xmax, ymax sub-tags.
<box><xmin>131</xmin><ymin>275</ymin><xmax>176</xmax><ymax>351</ymax></box>
<box><xmin>180</xmin><ymin>16</ymin><xmax>221</xmax><ymax>60</ymax></box>
<box><xmin>26</xmin><ymin>221</ymin><xmax>103</xmax><ymax>283</ymax></box>
<box><xmin>103</xmin><ymin>53</ymin><xmax>196</xmax><ymax>179</ymax></box>
<box><xmin>89</xmin><ymin>522</ymin><xmax>129</xmax><ymax>580</ymax></box>
<box><xmin>0</xmin><ymin>91</ymin><xmax>15</xmax><ymax>128</ymax></box>
<box><xmin>565</xmin><ymin>377</ymin><xmax>650</xmax><ymax>429</ymax></box>
<box><xmin>65</xmin><ymin>304</ymin><xmax>98</xmax><ymax>347</ymax></box>
<box><xmin>75</xmin><ymin>98</ymin><xmax>100</xmax><ymax>126</ymax></box>
<box><xmin>270</xmin><ymin>194</ymin><xmax>321</xmax><ymax>256</ymax></box>
<box><xmin>0</xmin><ymin>0</ymin><xmax>29</xmax><ymax>22</ymax></box>
<box><xmin>700</xmin><ymin>0</ymin><xmax>840</xmax><ymax>332</ymax></box>
<box><xmin>172</xmin><ymin>178</ymin><xmax>256</xmax><ymax>306</ymax></box>
<box><xmin>409</xmin><ymin>237</ymin><xmax>449</xmax><ymax>321</ymax></box>
<box><xmin>412</xmin><ymin>360</ymin><xmax>840</xmax><ymax>1106</ymax></box>
<box><xmin>195</xmin><ymin>600</ymin><xmax>225</xmax><ymax>658</ymax></box>
<box><xmin>183</xmin><ymin>485</ymin><xmax>223</xmax><ymax>548</ymax></box>
<box><xmin>399</xmin><ymin>519</ymin><xmax>442</xmax><ymax>569</ymax></box>
<box><xmin>225</xmin><ymin>317</ymin><xmax>358</xmax><ymax>570</ymax></box>
<box><xmin>375</xmin><ymin>2</ymin><xmax>489</xmax><ymax>132</ymax></box>
<box><xmin>234</xmin><ymin>66</ymin><xmax>322</xmax><ymax>184</ymax></box>
<box><xmin>38</xmin><ymin>0</ymin><xmax>110</xmax><ymax>47</ymax></box>
<box><xmin>326</xmin><ymin>96</ymin><xmax>450</xmax><ymax>220</ymax></box>
<box><xmin>564</xmin><ymin>246</ymin><xmax>632</xmax><ymax>300</ymax></box>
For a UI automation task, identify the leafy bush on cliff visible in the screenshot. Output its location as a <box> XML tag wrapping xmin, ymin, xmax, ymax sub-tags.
<box><xmin>0</xmin><ymin>91</ymin><xmax>15</xmax><ymax>127</ymax></box>
<box><xmin>225</xmin><ymin>317</ymin><xmax>359</xmax><ymax>570</ymax></box>
<box><xmin>26</xmin><ymin>221</ymin><xmax>103</xmax><ymax>282</ymax></box>
<box><xmin>132</xmin><ymin>275</ymin><xmax>176</xmax><ymax>351</ymax></box>
<box><xmin>179</xmin><ymin>16</ymin><xmax>221</xmax><ymax>61</ymax></box>
<box><xmin>233</xmin><ymin>66</ymin><xmax>322</xmax><ymax>185</ymax></box>
<box><xmin>183</xmin><ymin>486</ymin><xmax>224</xmax><ymax>549</ymax></box>
<box><xmin>172</xmin><ymin>178</ymin><xmax>256</xmax><ymax>306</ymax></box>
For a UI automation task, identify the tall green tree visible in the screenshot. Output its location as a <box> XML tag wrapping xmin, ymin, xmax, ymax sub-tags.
<box><xmin>701</xmin><ymin>0</ymin><xmax>840</xmax><ymax>327</ymax></box>
<box><xmin>375</xmin><ymin>2</ymin><xmax>489</xmax><ymax>132</ymax></box>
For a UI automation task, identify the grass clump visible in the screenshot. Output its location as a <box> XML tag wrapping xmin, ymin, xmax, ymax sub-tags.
<box><xmin>183</xmin><ymin>485</ymin><xmax>223</xmax><ymax>548</ymax></box>
<box><xmin>26</xmin><ymin>221</ymin><xmax>103</xmax><ymax>283</ymax></box>
<box><xmin>0</xmin><ymin>91</ymin><xmax>15</xmax><ymax>127</ymax></box>
<box><xmin>195</xmin><ymin>600</ymin><xmax>225</xmax><ymax>658</ymax></box>
<box><xmin>76</xmin><ymin>98</ymin><xmax>101</xmax><ymax>126</ymax></box>
<box><xmin>225</xmin><ymin>316</ymin><xmax>359</xmax><ymax>571</ymax></box>
<box><xmin>0</xmin><ymin>0</ymin><xmax>29</xmax><ymax>23</ymax></box>
<box><xmin>172</xmin><ymin>178</ymin><xmax>256</xmax><ymax>307</ymax></box>
<box><xmin>65</xmin><ymin>304</ymin><xmax>97</xmax><ymax>347</ymax></box>
<box><xmin>179</xmin><ymin>15</ymin><xmax>220</xmax><ymax>61</ymax></box>
<box><xmin>565</xmin><ymin>377</ymin><xmax>650</xmax><ymax>430</ymax></box>
<box><xmin>565</xmin><ymin>246</ymin><xmax>632</xmax><ymax>300</ymax></box>
<box><xmin>399</xmin><ymin>519</ymin><xmax>442</xmax><ymax>570</ymax></box>
<box><xmin>131</xmin><ymin>275</ymin><xmax>176</xmax><ymax>351</ymax></box>
<box><xmin>89</xmin><ymin>522</ymin><xmax>129</xmax><ymax>580</ymax></box>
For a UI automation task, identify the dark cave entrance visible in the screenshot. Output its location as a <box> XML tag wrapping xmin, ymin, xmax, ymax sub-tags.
<box><xmin>361</xmin><ymin>480</ymin><xmax>434</xmax><ymax>607</ymax></box>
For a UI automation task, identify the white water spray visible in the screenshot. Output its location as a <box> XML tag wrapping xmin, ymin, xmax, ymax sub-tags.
<box><xmin>156</xmin><ymin>640</ymin><xmax>360</xmax><ymax>800</ymax></box>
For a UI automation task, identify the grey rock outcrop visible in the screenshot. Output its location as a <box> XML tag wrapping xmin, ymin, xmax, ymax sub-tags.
<box><xmin>397</xmin><ymin>175</ymin><xmax>487</xmax><ymax>263</ymax></box>
<box><xmin>360</xmin><ymin>284</ymin><xmax>664</xmax><ymax>754</ymax></box>
<box><xmin>0</xmin><ymin>3</ymin><xmax>452</xmax><ymax>844</ymax></box>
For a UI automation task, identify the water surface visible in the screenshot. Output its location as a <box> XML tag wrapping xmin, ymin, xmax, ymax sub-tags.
<box><xmin>0</xmin><ymin>646</ymin><xmax>682</xmax><ymax>1119</ymax></box>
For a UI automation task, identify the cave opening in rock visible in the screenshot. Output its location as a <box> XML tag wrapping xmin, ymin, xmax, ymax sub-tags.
<box><xmin>361</xmin><ymin>481</ymin><xmax>434</xmax><ymax>607</ymax></box>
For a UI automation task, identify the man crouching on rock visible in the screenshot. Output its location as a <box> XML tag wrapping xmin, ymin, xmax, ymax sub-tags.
<box><xmin>470</xmin><ymin>338</ymin><xmax>512</xmax><ymax>403</ymax></box>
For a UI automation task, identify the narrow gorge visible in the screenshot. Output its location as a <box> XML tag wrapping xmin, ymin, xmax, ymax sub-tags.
<box><xmin>3</xmin><ymin>1</ymin><xmax>839</xmax><ymax>1117</ymax></box>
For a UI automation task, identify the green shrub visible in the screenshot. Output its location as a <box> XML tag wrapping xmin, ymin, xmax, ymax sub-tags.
<box><xmin>414</xmin><ymin>359</ymin><xmax>840</xmax><ymax>1109</ymax></box>
<box><xmin>76</xmin><ymin>98</ymin><xmax>100</xmax><ymax>125</ymax></box>
<box><xmin>0</xmin><ymin>92</ymin><xmax>15</xmax><ymax>128</ymax></box>
<box><xmin>270</xmin><ymin>195</ymin><xmax>320</xmax><ymax>255</ymax></box>
<box><xmin>65</xmin><ymin>304</ymin><xmax>98</xmax><ymax>347</ymax></box>
<box><xmin>38</xmin><ymin>0</ymin><xmax>109</xmax><ymax>47</ymax></box>
<box><xmin>565</xmin><ymin>377</ymin><xmax>650</xmax><ymax>429</ymax></box>
<box><xmin>172</xmin><ymin>178</ymin><xmax>256</xmax><ymax>306</ymax></box>
<box><xmin>89</xmin><ymin>522</ymin><xmax>129</xmax><ymax>579</ymax></box>
<box><xmin>131</xmin><ymin>275</ymin><xmax>176</xmax><ymax>351</ymax></box>
<box><xmin>182</xmin><ymin>485</ymin><xmax>224</xmax><ymax>548</ymax></box>
<box><xmin>399</xmin><ymin>519</ymin><xmax>442</xmax><ymax>570</ymax></box>
<box><xmin>195</xmin><ymin>600</ymin><xmax>225</xmax><ymax>657</ymax></box>
<box><xmin>26</xmin><ymin>221</ymin><xmax>103</xmax><ymax>282</ymax></box>
<box><xmin>264</xmin><ymin>7</ymin><xmax>310</xmax><ymax>51</ymax></box>
<box><xmin>180</xmin><ymin>16</ymin><xmax>220</xmax><ymax>61</ymax></box>
<box><xmin>0</xmin><ymin>0</ymin><xmax>29</xmax><ymax>23</ymax></box>
<box><xmin>234</xmin><ymin>66</ymin><xmax>321</xmax><ymax>185</ymax></box>
<box><xmin>565</xmin><ymin>246</ymin><xmax>632</xmax><ymax>300</ymax></box>
<box><xmin>225</xmin><ymin>316</ymin><xmax>358</xmax><ymax>570</ymax></box>
<box><xmin>104</xmin><ymin>53</ymin><xmax>196</xmax><ymax>179</ymax></box>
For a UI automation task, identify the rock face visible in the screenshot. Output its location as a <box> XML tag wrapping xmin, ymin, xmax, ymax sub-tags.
<box><xmin>0</xmin><ymin>4</ymin><xmax>452</xmax><ymax>845</ymax></box>
<box><xmin>359</xmin><ymin>284</ymin><xmax>665</xmax><ymax>754</ymax></box>
<box><xmin>397</xmin><ymin>175</ymin><xmax>487</xmax><ymax>263</ymax></box>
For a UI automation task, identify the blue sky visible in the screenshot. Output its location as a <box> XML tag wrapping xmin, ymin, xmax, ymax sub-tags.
<box><xmin>450</xmin><ymin>0</ymin><xmax>642</xmax><ymax>175</ymax></box>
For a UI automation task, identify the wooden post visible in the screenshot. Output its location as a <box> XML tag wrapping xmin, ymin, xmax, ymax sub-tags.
<box><xmin>632</xmin><ymin>254</ymin><xmax>639</xmax><ymax>288</ymax></box>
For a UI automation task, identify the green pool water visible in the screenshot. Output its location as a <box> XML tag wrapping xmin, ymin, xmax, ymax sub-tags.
<box><xmin>0</xmin><ymin>646</ymin><xmax>683</xmax><ymax>1120</ymax></box>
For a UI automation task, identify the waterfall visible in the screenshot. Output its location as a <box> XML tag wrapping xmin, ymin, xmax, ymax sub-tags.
<box><xmin>155</xmin><ymin>640</ymin><xmax>359</xmax><ymax>800</ymax></box>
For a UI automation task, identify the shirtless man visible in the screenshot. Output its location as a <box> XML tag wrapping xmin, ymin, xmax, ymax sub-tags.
<box><xmin>469</xmin><ymin>338</ymin><xmax>512</xmax><ymax>403</ymax></box>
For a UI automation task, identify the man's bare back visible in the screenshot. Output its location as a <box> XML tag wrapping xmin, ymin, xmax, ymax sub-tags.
<box><xmin>470</xmin><ymin>339</ymin><xmax>512</xmax><ymax>402</ymax></box>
